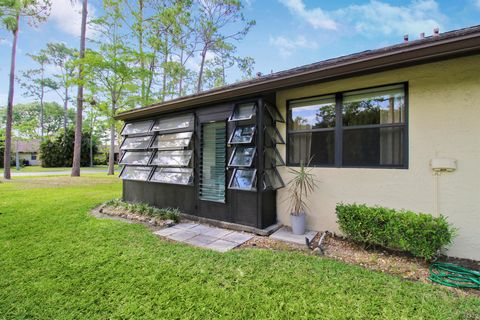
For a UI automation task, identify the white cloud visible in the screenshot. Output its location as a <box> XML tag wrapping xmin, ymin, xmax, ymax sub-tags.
<box><xmin>0</xmin><ymin>38</ymin><xmax>12</xmax><ymax>47</ymax></box>
<box><xmin>49</xmin><ymin>0</ymin><xmax>96</xmax><ymax>37</ymax></box>
<box><xmin>279</xmin><ymin>0</ymin><xmax>337</xmax><ymax>30</ymax></box>
<box><xmin>279</xmin><ymin>0</ymin><xmax>445</xmax><ymax>38</ymax></box>
<box><xmin>269</xmin><ymin>35</ymin><xmax>318</xmax><ymax>57</ymax></box>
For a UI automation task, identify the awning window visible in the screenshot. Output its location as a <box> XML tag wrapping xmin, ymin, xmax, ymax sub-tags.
<box><xmin>150</xmin><ymin>150</ymin><xmax>193</xmax><ymax>167</ymax></box>
<box><xmin>265</xmin><ymin>103</ymin><xmax>285</xmax><ymax>123</ymax></box>
<box><xmin>121</xmin><ymin>120</ymin><xmax>154</xmax><ymax>136</ymax></box>
<box><xmin>228</xmin><ymin>124</ymin><xmax>255</xmax><ymax>144</ymax></box>
<box><xmin>152</xmin><ymin>114</ymin><xmax>194</xmax><ymax>132</ymax></box>
<box><xmin>228</xmin><ymin>168</ymin><xmax>257</xmax><ymax>191</ymax></box>
<box><xmin>119</xmin><ymin>151</ymin><xmax>152</xmax><ymax>165</ymax></box>
<box><xmin>228</xmin><ymin>146</ymin><xmax>256</xmax><ymax>167</ymax></box>
<box><xmin>263</xmin><ymin>168</ymin><xmax>285</xmax><ymax>190</ymax></box>
<box><xmin>150</xmin><ymin>167</ymin><xmax>193</xmax><ymax>185</ymax></box>
<box><xmin>265</xmin><ymin>126</ymin><xmax>285</xmax><ymax>144</ymax></box>
<box><xmin>152</xmin><ymin>131</ymin><xmax>193</xmax><ymax>150</ymax></box>
<box><xmin>120</xmin><ymin>135</ymin><xmax>153</xmax><ymax>150</ymax></box>
<box><xmin>265</xmin><ymin>147</ymin><xmax>285</xmax><ymax>166</ymax></box>
<box><xmin>229</xmin><ymin>102</ymin><xmax>256</xmax><ymax>121</ymax></box>
<box><xmin>120</xmin><ymin>166</ymin><xmax>152</xmax><ymax>181</ymax></box>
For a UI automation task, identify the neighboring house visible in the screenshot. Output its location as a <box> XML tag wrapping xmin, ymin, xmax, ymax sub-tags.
<box><xmin>12</xmin><ymin>140</ymin><xmax>41</xmax><ymax>166</ymax></box>
<box><xmin>115</xmin><ymin>25</ymin><xmax>480</xmax><ymax>261</ymax></box>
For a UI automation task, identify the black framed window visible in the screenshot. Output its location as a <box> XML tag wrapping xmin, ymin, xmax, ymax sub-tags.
<box><xmin>287</xmin><ymin>83</ymin><xmax>407</xmax><ymax>168</ymax></box>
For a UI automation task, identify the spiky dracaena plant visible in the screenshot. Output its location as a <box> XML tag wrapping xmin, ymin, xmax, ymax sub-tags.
<box><xmin>287</xmin><ymin>161</ymin><xmax>317</xmax><ymax>216</ymax></box>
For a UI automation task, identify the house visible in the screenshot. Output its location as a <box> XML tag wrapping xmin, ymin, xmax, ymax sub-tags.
<box><xmin>115</xmin><ymin>25</ymin><xmax>480</xmax><ymax>261</ymax></box>
<box><xmin>12</xmin><ymin>140</ymin><xmax>41</xmax><ymax>166</ymax></box>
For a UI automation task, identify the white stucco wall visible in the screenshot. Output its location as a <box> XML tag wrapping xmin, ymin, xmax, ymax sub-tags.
<box><xmin>275</xmin><ymin>54</ymin><xmax>480</xmax><ymax>260</ymax></box>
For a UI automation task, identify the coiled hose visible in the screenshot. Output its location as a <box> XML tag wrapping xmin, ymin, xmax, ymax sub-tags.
<box><xmin>429</xmin><ymin>262</ymin><xmax>480</xmax><ymax>289</ymax></box>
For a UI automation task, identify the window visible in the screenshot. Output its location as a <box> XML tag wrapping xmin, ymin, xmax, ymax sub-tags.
<box><xmin>151</xmin><ymin>132</ymin><xmax>193</xmax><ymax>150</ymax></box>
<box><xmin>229</xmin><ymin>102</ymin><xmax>255</xmax><ymax>121</ymax></box>
<box><xmin>228</xmin><ymin>146</ymin><xmax>256</xmax><ymax>167</ymax></box>
<box><xmin>265</xmin><ymin>103</ymin><xmax>285</xmax><ymax>123</ymax></box>
<box><xmin>287</xmin><ymin>84</ymin><xmax>407</xmax><ymax>168</ymax></box>
<box><xmin>228</xmin><ymin>125</ymin><xmax>255</xmax><ymax>144</ymax></box>
<box><xmin>152</xmin><ymin>114</ymin><xmax>194</xmax><ymax>132</ymax></box>
<box><xmin>229</xmin><ymin>168</ymin><xmax>257</xmax><ymax>190</ymax></box>
<box><xmin>120</xmin><ymin>166</ymin><xmax>152</xmax><ymax>181</ymax></box>
<box><xmin>265</xmin><ymin>126</ymin><xmax>285</xmax><ymax>144</ymax></box>
<box><xmin>120</xmin><ymin>135</ymin><xmax>153</xmax><ymax>150</ymax></box>
<box><xmin>151</xmin><ymin>167</ymin><xmax>193</xmax><ymax>185</ymax></box>
<box><xmin>150</xmin><ymin>150</ymin><xmax>193</xmax><ymax>167</ymax></box>
<box><xmin>31</xmin><ymin>153</ymin><xmax>37</xmax><ymax>160</ymax></box>
<box><xmin>265</xmin><ymin>147</ymin><xmax>285</xmax><ymax>166</ymax></box>
<box><xmin>200</xmin><ymin>121</ymin><xmax>226</xmax><ymax>202</ymax></box>
<box><xmin>120</xmin><ymin>151</ymin><xmax>152</xmax><ymax>165</ymax></box>
<box><xmin>263</xmin><ymin>168</ymin><xmax>284</xmax><ymax>190</ymax></box>
<box><xmin>121</xmin><ymin>120</ymin><xmax>153</xmax><ymax>135</ymax></box>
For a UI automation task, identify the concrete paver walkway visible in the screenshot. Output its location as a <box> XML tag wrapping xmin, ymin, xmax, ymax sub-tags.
<box><xmin>154</xmin><ymin>222</ymin><xmax>253</xmax><ymax>252</ymax></box>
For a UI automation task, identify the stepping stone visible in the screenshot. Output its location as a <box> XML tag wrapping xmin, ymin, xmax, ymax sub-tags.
<box><xmin>203</xmin><ymin>228</ymin><xmax>233</xmax><ymax>238</ymax></box>
<box><xmin>153</xmin><ymin>227</ymin><xmax>181</xmax><ymax>237</ymax></box>
<box><xmin>270</xmin><ymin>227</ymin><xmax>317</xmax><ymax>246</ymax></box>
<box><xmin>184</xmin><ymin>234</ymin><xmax>217</xmax><ymax>248</ymax></box>
<box><xmin>174</xmin><ymin>222</ymin><xmax>199</xmax><ymax>230</ymax></box>
<box><xmin>221</xmin><ymin>232</ymin><xmax>253</xmax><ymax>244</ymax></box>
<box><xmin>167</xmin><ymin>229</ymin><xmax>197</xmax><ymax>242</ymax></box>
<box><xmin>206</xmin><ymin>239</ymin><xmax>239</xmax><ymax>253</ymax></box>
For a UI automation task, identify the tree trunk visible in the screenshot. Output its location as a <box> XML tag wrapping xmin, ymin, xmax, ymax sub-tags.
<box><xmin>161</xmin><ymin>35</ymin><xmax>168</xmax><ymax>102</ymax></box>
<box><xmin>138</xmin><ymin>0</ymin><xmax>145</xmax><ymax>104</ymax></box>
<box><xmin>178</xmin><ymin>47</ymin><xmax>184</xmax><ymax>96</ymax></box>
<box><xmin>72</xmin><ymin>0</ymin><xmax>88</xmax><ymax>177</ymax></box>
<box><xmin>108</xmin><ymin>119</ymin><xmax>115</xmax><ymax>175</ymax></box>
<box><xmin>3</xmin><ymin>14</ymin><xmax>20</xmax><ymax>180</ymax></box>
<box><xmin>63</xmin><ymin>86</ymin><xmax>68</xmax><ymax>134</ymax></box>
<box><xmin>40</xmin><ymin>62</ymin><xmax>45</xmax><ymax>139</ymax></box>
<box><xmin>197</xmin><ymin>46</ymin><xmax>207</xmax><ymax>93</ymax></box>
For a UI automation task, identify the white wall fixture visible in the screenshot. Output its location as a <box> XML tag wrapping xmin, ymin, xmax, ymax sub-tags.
<box><xmin>430</xmin><ymin>158</ymin><xmax>457</xmax><ymax>172</ymax></box>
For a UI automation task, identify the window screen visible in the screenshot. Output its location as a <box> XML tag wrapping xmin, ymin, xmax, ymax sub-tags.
<box><xmin>229</xmin><ymin>102</ymin><xmax>255</xmax><ymax>121</ymax></box>
<box><xmin>121</xmin><ymin>120</ymin><xmax>154</xmax><ymax>136</ymax></box>
<box><xmin>228</xmin><ymin>146</ymin><xmax>256</xmax><ymax>167</ymax></box>
<box><xmin>120</xmin><ymin>135</ymin><xmax>152</xmax><ymax>150</ymax></box>
<box><xmin>229</xmin><ymin>168</ymin><xmax>257</xmax><ymax>190</ymax></box>
<box><xmin>228</xmin><ymin>125</ymin><xmax>255</xmax><ymax>144</ymax></box>
<box><xmin>120</xmin><ymin>166</ymin><xmax>152</xmax><ymax>181</ymax></box>
<box><xmin>150</xmin><ymin>167</ymin><xmax>193</xmax><ymax>185</ymax></box>
<box><xmin>152</xmin><ymin>114</ymin><xmax>194</xmax><ymax>132</ymax></box>
<box><xmin>263</xmin><ymin>168</ymin><xmax>284</xmax><ymax>190</ymax></box>
<box><xmin>200</xmin><ymin>122</ymin><xmax>226</xmax><ymax>202</ymax></box>
<box><xmin>119</xmin><ymin>151</ymin><xmax>152</xmax><ymax>165</ymax></box>
<box><xmin>151</xmin><ymin>131</ymin><xmax>193</xmax><ymax>150</ymax></box>
<box><xmin>150</xmin><ymin>150</ymin><xmax>193</xmax><ymax>167</ymax></box>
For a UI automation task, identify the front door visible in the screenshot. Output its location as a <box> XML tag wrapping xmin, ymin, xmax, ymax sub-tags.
<box><xmin>196</xmin><ymin>107</ymin><xmax>231</xmax><ymax>221</ymax></box>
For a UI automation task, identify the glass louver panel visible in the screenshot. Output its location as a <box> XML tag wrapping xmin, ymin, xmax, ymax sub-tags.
<box><xmin>200</xmin><ymin>122</ymin><xmax>226</xmax><ymax>202</ymax></box>
<box><xmin>228</xmin><ymin>124</ymin><xmax>255</xmax><ymax>144</ymax></box>
<box><xmin>265</xmin><ymin>126</ymin><xmax>285</xmax><ymax>144</ymax></box>
<box><xmin>263</xmin><ymin>168</ymin><xmax>285</xmax><ymax>190</ymax></box>
<box><xmin>265</xmin><ymin>103</ymin><xmax>285</xmax><ymax>123</ymax></box>
<box><xmin>265</xmin><ymin>147</ymin><xmax>285</xmax><ymax>166</ymax></box>
<box><xmin>120</xmin><ymin>135</ymin><xmax>152</xmax><ymax>150</ymax></box>
<box><xmin>229</xmin><ymin>168</ymin><xmax>257</xmax><ymax>191</ymax></box>
<box><xmin>228</xmin><ymin>146</ymin><xmax>256</xmax><ymax>167</ymax></box>
<box><xmin>150</xmin><ymin>167</ymin><xmax>193</xmax><ymax>185</ymax></box>
<box><xmin>121</xmin><ymin>120</ymin><xmax>153</xmax><ymax>135</ymax></box>
<box><xmin>119</xmin><ymin>151</ymin><xmax>152</xmax><ymax>165</ymax></box>
<box><xmin>120</xmin><ymin>166</ymin><xmax>152</xmax><ymax>181</ymax></box>
<box><xmin>229</xmin><ymin>102</ymin><xmax>255</xmax><ymax>121</ymax></box>
<box><xmin>151</xmin><ymin>132</ymin><xmax>193</xmax><ymax>150</ymax></box>
<box><xmin>150</xmin><ymin>150</ymin><xmax>193</xmax><ymax>167</ymax></box>
<box><xmin>152</xmin><ymin>114</ymin><xmax>194</xmax><ymax>132</ymax></box>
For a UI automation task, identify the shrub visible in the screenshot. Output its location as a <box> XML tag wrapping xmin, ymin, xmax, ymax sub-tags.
<box><xmin>40</xmin><ymin>127</ymin><xmax>98</xmax><ymax>167</ymax></box>
<box><xmin>104</xmin><ymin>199</ymin><xmax>181</xmax><ymax>223</ymax></box>
<box><xmin>336</xmin><ymin>203</ymin><xmax>456</xmax><ymax>260</ymax></box>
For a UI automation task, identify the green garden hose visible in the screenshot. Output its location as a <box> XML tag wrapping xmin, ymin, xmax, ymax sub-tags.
<box><xmin>429</xmin><ymin>262</ymin><xmax>480</xmax><ymax>289</ymax></box>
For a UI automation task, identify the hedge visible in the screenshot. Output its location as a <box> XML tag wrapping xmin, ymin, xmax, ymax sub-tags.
<box><xmin>336</xmin><ymin>203</ymin><xmax>456</xmax><ymax>260</ymax></box>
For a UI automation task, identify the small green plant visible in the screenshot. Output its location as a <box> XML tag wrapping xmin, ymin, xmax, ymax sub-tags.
<box><xmin>286</xmin><ymin>161</ymin><xmax>317</xmax><ymax>216</ymax></box>
<box><xmin>336</xmin><ymin>203</ymin><xmax>456</xmax><ymax>260</ymax></box>
<box><xmin>104</xmin><ymin>199</ymin><xmax>180</xmax><ymax>223</ymax></box>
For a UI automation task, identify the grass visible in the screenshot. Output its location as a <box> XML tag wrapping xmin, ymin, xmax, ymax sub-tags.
<box><xmin>0</xmin><ymin>164</ymin><xmax>120</xmax><ymax>173</ymax></box>
<box><xmin>0</xmin><ymin>175</ymin><xmax>478</xmax><ymax>319</ymax></box>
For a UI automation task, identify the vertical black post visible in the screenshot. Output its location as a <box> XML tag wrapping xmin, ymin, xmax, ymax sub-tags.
<box><xmin>335</xmin><ymin>93</ymin><xmax>343</xmax><ymax>167</ymax></box>
<box><xmin>256</xmin><ymin>97</ymin><xmax>265</xmax><ymax>228</ymax></box>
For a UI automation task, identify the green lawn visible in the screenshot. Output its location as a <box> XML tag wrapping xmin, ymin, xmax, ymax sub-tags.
<box><xmin>0</xmin><ymin>175</ymin><xmax>478</xmax><ymax>319</ymax></box>
<box><xmin>0</xmin><ymin>165</ymin><xmax>120</xmax><ymax>173</ymax></box>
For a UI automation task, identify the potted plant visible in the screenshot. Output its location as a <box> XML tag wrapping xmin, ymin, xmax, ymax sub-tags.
<box><xmin>287</xmin><ymin>161</ymin><xmax>317</xmax><ymax>235</ymax></box>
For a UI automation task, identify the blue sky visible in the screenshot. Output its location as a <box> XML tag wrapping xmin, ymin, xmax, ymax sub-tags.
<box><xmin>1</xmin><ymin>0</ymin><xmax>480</xmax><ymax>105</ymax></box>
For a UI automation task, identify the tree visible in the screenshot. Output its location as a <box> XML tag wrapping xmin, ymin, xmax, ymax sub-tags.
<box><xmin>71</xmin><ymin>0</ymin><xmax>88</xmax><ymax>177</ymax></box>
<box><xmin>0</xmin><ymin>0</ymin><xmax>51</xmax><ymax>180</ymax></box>
<box><xmin>85</xmin><ymin>1</ymin><xmax>139</xmax><ymax>175</ymax></box>
<box><xmin>195</xmin><ymin>0</ymin><xmax>254</xmax><ymax>93</ymax></box>
<box><xmin>43</xmin><ymin>42</ymin><xmax>77</xmax><ymax>133</ymax></box>
<box><xmin>18</xmin><ymin>52</ymin><xmax>49</xmax><ymax>138</ymax></box>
